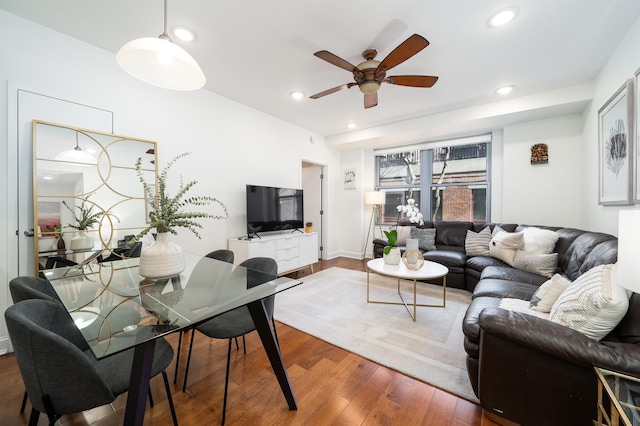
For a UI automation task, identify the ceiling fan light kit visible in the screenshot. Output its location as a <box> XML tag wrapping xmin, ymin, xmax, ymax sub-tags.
<box><xmin>311</xmin><ymin>33</ymin><xmax>438</xmax><ymax>108</ymax></box>
<box><xmin>116</xmin><ymin>0</ymin><xmax>205</xmax><ymax>91</ymax></box>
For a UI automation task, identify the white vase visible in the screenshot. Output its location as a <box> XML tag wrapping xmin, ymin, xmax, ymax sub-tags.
<box><xmin>383</xmin><ymin>246</ymin><xmax>401</xmax><ymax>265</ymax></box>
<box><xmin>70</xmin><ymin>230</ymin><xmax>94</xmax><ymax>251</ymax></box>
<box><xmin>138</xmin><ymin>232</ymin><xmax>185</xmax><ymax>279</ymax></box>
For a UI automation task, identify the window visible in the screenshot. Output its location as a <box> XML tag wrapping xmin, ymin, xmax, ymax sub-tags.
<box><xmin>375</xmin><ymin>137</ymin><xmax>490</xmax><ymax>224</ymax></box>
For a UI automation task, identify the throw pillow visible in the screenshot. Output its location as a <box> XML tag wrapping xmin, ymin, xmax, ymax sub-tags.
<box><xmin>498</xmin><ymin>298</ymin><xmax>550</xmax><ymax>319</ymax></box>
<box><xmin>465</xmin><ymin>226</ymin><xmax>491</xmax><ymax>256</ymax></box>
<box><xmin>489</xmin><ymin>230</ymin><xmax>524</xmax><ymax>266</ymax></box>
<box><xmin>513</xmin><ymin>251</ymin><xmax>558</xmax><ymax>278</ymax></box>
<box><xmin>411</xmin><ymin>227</ymin><xmax>436</xmax><ymax>251</ymax></box>
<box><xmin>396</xmin><ymin>226</ymin><xmax>411</xmax><ymax>246</ymax></box>
<box><xmin>530</xmin><ymin>274</ymin><xmax>571</xmax><ymax>312</ymax></box>
<box><xmin>520</xmin><ymin>227</ymin><xmax>559</xmax><ymax>254</ymax></box>
<box><xmin>549</xmin><ymin>264</ymin><xmax>630</xmax><ymax>340</ymax></box>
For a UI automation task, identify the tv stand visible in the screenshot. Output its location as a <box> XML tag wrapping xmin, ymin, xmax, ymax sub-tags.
<box><xmin>229</xmin><ymin>232</ymin><xmax>318</xmax><ymax>275</ymax></box>
<box><xmin>291</xmin><ymin>228</ymin><xmax>303</xmax><ymax>234</ymax></box>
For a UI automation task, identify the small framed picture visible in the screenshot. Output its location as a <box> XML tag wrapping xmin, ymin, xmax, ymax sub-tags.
<box><xmin>344</xmin><ymin>168</ymin><xmax>356</xmax><ymax>189</ymax></box>
<box><xmin>598</xmin><ymin>78</ymin><xmax>634</xmax><ymax>205</ymax></box>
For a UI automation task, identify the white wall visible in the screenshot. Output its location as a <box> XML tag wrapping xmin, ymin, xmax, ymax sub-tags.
<box><xmin>0</xmin><ymin>10</ymin><xmax>343</xmax><ymax>348</ymax></box>
<box><xmin>582</xmin><ymin>14</ymin><xmax>640</xmax><ymax>235</ymax></box>
<box><xmin>502</xmin><ymin>115</ymin><xmax>583</xmax><ymax>227</ymax></box>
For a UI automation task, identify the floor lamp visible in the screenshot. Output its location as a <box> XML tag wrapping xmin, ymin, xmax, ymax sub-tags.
<box><xmin>362</xmin><ymin>191</ymin><xmax>386</xmax><ymax>259</ymax></box>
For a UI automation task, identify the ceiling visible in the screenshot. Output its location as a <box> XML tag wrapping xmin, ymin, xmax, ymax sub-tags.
<box><xmin>3</xmin><ymin>0</ymin><xmax>640</xmax><ymax>150</ymax></box>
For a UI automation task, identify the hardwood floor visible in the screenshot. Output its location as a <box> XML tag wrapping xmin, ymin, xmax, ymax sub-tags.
<box><xmin>0</xmin><ymin>257</ymin><xmax>499</xmax><ymax>426</ymax></box>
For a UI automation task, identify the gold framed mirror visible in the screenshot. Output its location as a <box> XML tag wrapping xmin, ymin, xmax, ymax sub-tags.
<box><xmin>33</xmin><ymin>120</ymin><xmax>158</xmax><ymax>276</ymax></box>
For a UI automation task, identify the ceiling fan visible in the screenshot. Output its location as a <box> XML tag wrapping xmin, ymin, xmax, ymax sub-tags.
<box><xmin>310</xmin><ymin>33</ymin><xmax>439</xmax><ymax>109</ymax></box>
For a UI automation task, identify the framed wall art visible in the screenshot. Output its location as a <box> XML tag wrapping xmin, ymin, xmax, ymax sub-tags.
<box><xmin>343</xmin><ymin>168</ymin><xmax>356</xmax><ymax>189</ymax></box>
<box><xmin>598</xmin><ymin>78</ymin><xmax>634</xmax><ymax>205</ymax></box>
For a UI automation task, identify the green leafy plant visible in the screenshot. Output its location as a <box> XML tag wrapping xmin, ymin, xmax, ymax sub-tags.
<box><xmin>62</xmin><ymin>194</ymin><xmax>118</xmax><ymax>231</ymax></box>
<box><xmin>305</xmin><ymin>222</ymin><xmax>313</xmax><ymax>227</ymax></box>
<box><xmin>383</xmin><ymin>229</ymin><xmax>398</xmax><ymax>255</ymax></box>
<box><xmin>383</xmin><ymin>198</ymin><xmax>424</xmax><ymax>255</ymax></box>
<box><xmin>134</xmin><ymin>152</ymin><xmax>229</xmax><ymax>241</ymax></box>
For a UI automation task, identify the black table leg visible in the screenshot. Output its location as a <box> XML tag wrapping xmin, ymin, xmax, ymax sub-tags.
<box><xmin>247</xmin><ymin>300</ymin><xmax>297</xmax><ymax>410</ymax></box>
<box><xmin>123</xmin><ymin>339</ymin><xmax>156</xmax><ymax>425</ymax></box>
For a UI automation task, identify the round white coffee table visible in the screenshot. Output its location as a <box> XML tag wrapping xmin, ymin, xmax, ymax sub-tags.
<box><xmin>366</xmin><ymin>258</ymin><xmax>449</xmax><ymax>321</ymax></box>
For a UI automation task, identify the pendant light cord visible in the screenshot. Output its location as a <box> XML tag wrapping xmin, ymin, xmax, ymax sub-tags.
<box><xmin>159</xmin><ymin>0</ymin><xmax>171</xmax><ymax>41</ymax></box>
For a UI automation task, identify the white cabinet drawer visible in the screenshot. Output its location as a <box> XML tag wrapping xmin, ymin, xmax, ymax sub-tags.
<box><xmin>276</xmin><ymin>237</ymin><xmax>298</xmax><ymax>250</ymax></box>
<box><xmin>277</xmin><ymin>257</ymin><xmax>299</xmax><ymax>273</ymax></box>
<box><xmin>276</xmin><ymin>246</ymin><xmax>299</xmax><ymax>261</ymax></box>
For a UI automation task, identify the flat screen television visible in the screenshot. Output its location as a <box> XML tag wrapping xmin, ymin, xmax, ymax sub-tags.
<box><xmin>246</xmin><ymin>184</ymin><xmax>304</xmax><ymax>237</ymax></box>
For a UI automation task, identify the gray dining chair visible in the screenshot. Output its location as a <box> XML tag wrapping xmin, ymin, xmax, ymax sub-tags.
<box><xmin>8</xmin><ymin>276</ymin><xmax>158</xmax><ymax>417</ymax></box>
<box><xmin>5</xmin><ymin>298</ymin><xmax>178</xmax><ymax>426</ymax></box>
<box><xmin>173</xmin><ymin>249</ymin><xmax>235</xmax><ymax>384</ymax></box>
<box><xmin>182</xmin><ymin>256</ymin><xmax>278</xmax><ymax>425</ymax></box>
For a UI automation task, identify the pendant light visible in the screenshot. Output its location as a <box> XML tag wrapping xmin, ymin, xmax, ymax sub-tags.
<box><xmin>55</xmin><ymin>131</ymin><xmax>97</xmax><ymax>165</ymax></box>
<box><xmin>116</xmin><ymin>0</ymin><xmax>206</xmax><ymax>91</ymax></box>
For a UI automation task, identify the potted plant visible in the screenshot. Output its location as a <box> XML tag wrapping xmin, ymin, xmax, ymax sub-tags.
<box><xmin>134</xmin><ymin>152</ymin><xmax>229</xmax><ymax>278</ymax></box>
<box><xmin>383</xmin><ymin>198</ymin><xmax>424</xmax><ymax>265</ymax></box>
<box><xmin>62</xmin><ymin>194</ymin><xmax>118</xmax><ymax>251</ymax></box>
<box><xmin>305</xmin><ymin>222</ymin><xmax>313</xmax><ymax>233</ymax></box>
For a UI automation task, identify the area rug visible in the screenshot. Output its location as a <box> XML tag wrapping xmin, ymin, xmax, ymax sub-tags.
<box><xmin>274</xmin><ymin>267</ymin><xmax>478</xmax><ymax>403</ymax></box>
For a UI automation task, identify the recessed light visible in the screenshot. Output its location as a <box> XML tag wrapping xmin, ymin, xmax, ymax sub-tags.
<box><xmin>347</xmin><ymin>122</ymin><xmax>357</xmax><ymax>129</ymax></box>
<box><xmin>496</xmin><ymin>85</ymin><xmax>514</xmax><ymax>95</ymax></box>
<box><xmin>489</xmin><ymin>8</ymin><xmax>518</xmax><ymax>27</ymax></box>
<box><xmin>42</xmin><ymin>175</ymin><xmax>53</xmax><ymax>180</ymax></box>
<box><xmin>171</xmin><ymin>26</ymin><xmax>196</xmax><ymax>42</ymax></box>
<box><xmin>290</xmin><ymin>91</ymin><xmax>304</xmax><ymax>100</ymax></box>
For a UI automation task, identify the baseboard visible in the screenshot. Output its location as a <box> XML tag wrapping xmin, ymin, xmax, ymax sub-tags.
<box><xmin>483</xmin><ymin>410</ymin><xmax>521</xmax><ymax>426</ymax></box>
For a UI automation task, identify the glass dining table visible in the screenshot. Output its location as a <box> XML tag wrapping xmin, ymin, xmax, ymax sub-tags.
<box><xmin>43</xmin><ymin>251</ymin><xmax>303</xmax><ymax>425</ymax></box>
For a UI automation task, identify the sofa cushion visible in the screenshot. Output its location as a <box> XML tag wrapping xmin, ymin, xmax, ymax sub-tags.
<box><xmin>560</xmin><ymin>233</ymin><xmax>618</xmax><ymax>281</ymax></box>
<box><xmin>472</xmin><ymin>278</ymin><xmax>538</xmax><ymax>300</ymax></box>
<box><xmin>423</xmin><ymin>249</ymin><xmax>466</xmax><ymax>268</ymax></box>
<box><xmin>513</xmin><ymin>251</ymin><xmax>558</xmax><ymax>278</ymax></box>
<box><xmin>530</xmin><ymin>274</ymin><xmax>571</xmax><ymax>312</ymax></box>
<box><xmin>549</xmin><ymin>264</ymin><xmax>630</xmax><ymax>340</ymax></box>
<box><xmin>498</xmin><ymin>298</ymin><xmax>550</xmax><ymax>319</ymax></box>
<box><xmin>411</xmin><ymin>227</ymin><xmax>436</xmax><ymax>251</ymax></box>
<box><xmin>520</xmin><ymin>227</ymin><xmax>559</xmax><ymax>254</ymax></box>
<box><xmin>466</xmin><ymin>255</ymin><xmax>507</xmax><ymax>273</ymax></box>
<box><xmin>480</xmin><ymin>265</ymin><xmax>549</xmax><ymax>286</ymax></box>
<box><xmin>465</xmin><ymin>226</ymin><xmax>491</xmax><ymax>256</ymax></box>
<box><xmin>463</xmin><ymin>296</ymin><xmax>502</xmax><ymax>348</ymax></box>
<box><xmin>435</xmin><ymin>221</ymin><xmax>473</xmax><ymax>247</ymax></box>
<box><xmin>489</xmin><ymin>230</ymin><xmax>524</xmax><ymax>266</ymax></box>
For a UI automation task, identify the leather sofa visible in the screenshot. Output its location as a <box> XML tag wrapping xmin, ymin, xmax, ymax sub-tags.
<box><xmin>373</xmin><ymin>220</ymin><xmax>518</xmax><ymax>290</ymax></box>
<box><xmin>374</xmin><ymin>221</ymin><xmax>636</xmax><ymax>425</ymax></box>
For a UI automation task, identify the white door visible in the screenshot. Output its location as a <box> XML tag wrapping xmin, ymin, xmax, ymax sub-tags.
<box><xmin>3</xmin><ymin>85</ymin><xmax>113</xmax><ymax>354</ymax></box>
<box><xmin>301</xmin><ymin>161</ymin><xmax>324</xmax><ymax>260</ymax></box>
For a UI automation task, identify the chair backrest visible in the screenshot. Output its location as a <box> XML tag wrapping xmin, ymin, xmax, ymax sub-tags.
<box><xmin>9</xmin><ymin>276</ymin><xmax>90</xmax><ymax>351</ymax></box>
<box><xmin>206</xmin><ymin>249</ymin><xmax>234</xmax><ymax>264</ymax></box>
<box><xmin>239</xmin><ymin>257</ymin><xmax>278</xmax><ymax>319</ymax></box>
<box><xmin>10</xmin><ymin>276</ymin><xmax>61</xmax><ymax>304</ymax></box>
<box><xmin>5</xmin><ymin>299</ymin><xmax>114</xmax><ymax>417</ymax></box>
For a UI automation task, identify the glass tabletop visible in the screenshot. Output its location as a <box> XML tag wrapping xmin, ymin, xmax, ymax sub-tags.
<box><xmin>596</xmin><ymin>367</ymin><xmax>640</xmax><ymax>426</ymax></box>
<box><xmin>44</xmin><ymin>252</ymin><xmax>302</xmax><ymax>360</ymax></box>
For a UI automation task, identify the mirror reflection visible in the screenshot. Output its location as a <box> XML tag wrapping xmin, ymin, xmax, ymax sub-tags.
<box><xmin>33</xmin><ymin>120</ymin><xmax>158</xmax><ymax>276</ymax></box>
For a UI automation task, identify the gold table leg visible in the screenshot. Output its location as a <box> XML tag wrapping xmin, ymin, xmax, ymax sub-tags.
<box><xmin>367</xmin><ymin>270</ymin><xmax>447</xmax><ymax>322</ymax></box>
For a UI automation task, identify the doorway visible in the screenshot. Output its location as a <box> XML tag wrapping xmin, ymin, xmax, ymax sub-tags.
<box><xmin>301</xmin><ymin>161</ymin><xmax>326</xmax><ymax>260</ymax></box>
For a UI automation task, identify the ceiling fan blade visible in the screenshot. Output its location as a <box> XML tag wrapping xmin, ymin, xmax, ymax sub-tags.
<box><xmin>364</xmin><ymin>93</ymin><xmax>378</xmax><ymax>109</ymax></box>
<box><xmin>384</xmin><ymin>75</ymin><xmax>439</xmax><ymax>87</ymax></box>
<box><xmin>310</xmin><ymin>83</ymin><xmax>355</xmax><ymax>99</ymax></box>
<box><xmin>314</xmin><ymin>51</ymin><xmax>358</xmax><ymax>73</ymax></box>
<box><xmin>378</xmin><ymin>34</ymin><xmax>429</xmax><ymax>72</ymax></box>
